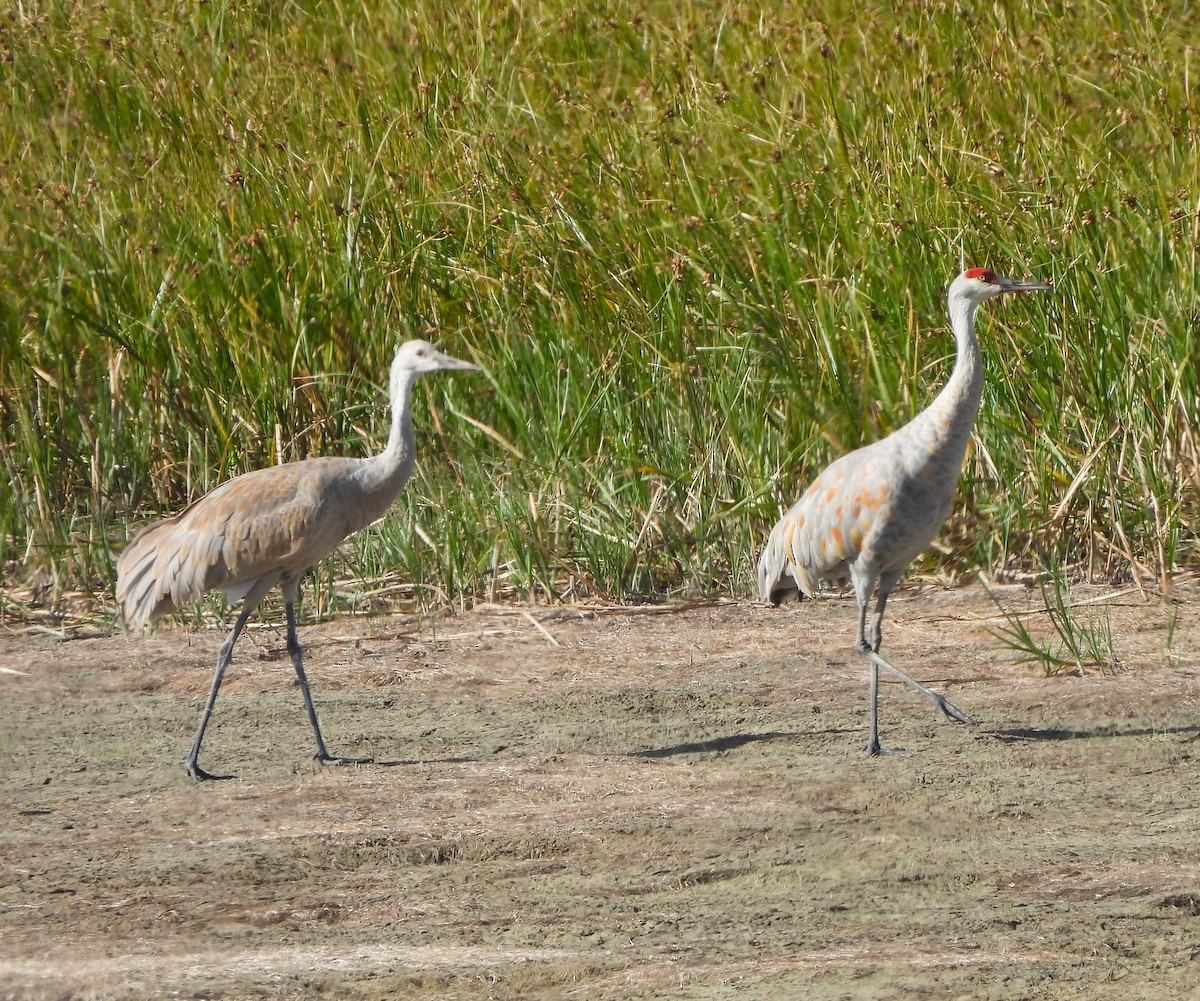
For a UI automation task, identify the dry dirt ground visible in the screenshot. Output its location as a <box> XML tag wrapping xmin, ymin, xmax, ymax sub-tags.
<box><xmin>2</xmin><ymin>583</ymin><xmax>1200</xmax><ymax>1000</ymax></box>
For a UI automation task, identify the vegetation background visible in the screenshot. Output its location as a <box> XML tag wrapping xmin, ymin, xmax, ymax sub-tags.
<box><xmin>2</xmin><ymin>0</ymin><xmax>1197</xmax><ymax>621</ymax></box>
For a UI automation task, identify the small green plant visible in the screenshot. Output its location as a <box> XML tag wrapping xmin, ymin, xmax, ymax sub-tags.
<box><xmin>1160</xmin><ymin>600</ymin><xmax>1181</xmax><ymax>668</ymax></box>
<box><xmin>985</xmin><ymin>574</ymin><xmax>1118</xmax><ymax>676</ymax></box>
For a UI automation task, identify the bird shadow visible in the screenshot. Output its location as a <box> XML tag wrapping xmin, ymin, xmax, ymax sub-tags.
<box><xmin>362</xmin><ymin>723</ymin><xmax>1200</xmax><ymax>767</ymax></box>
<box><xmin>623</xmin><ymin>730</ymin><xmax>810</xmax><ymax>759</ymax></box>
<box><xmin>989</xmin><ymin>724</ymin><xmax>1200</xmax><ymax>743</ymax></box>
<box><xmin>373</xmin><ymin>755</ymin><xmax>484</xmax><ymax>767</ymax></box>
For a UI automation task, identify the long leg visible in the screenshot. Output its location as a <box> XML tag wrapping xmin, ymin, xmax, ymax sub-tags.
<box><xmin>284</xmin><ymin>600</ymin><xmax>373</xmax><ymax>768</ymax></box>
<box><xmin>865</xmin><ymin>649</ymin><xmax>881</xmax><ymax>755</ymax></box>
<box><xmin>866</xmin><ymin>570</ymin><xmax>902</xmax><ymax>653</ymax></box>
<box><xmin>854</xmin><ymin>570</ymin><xmax>975</xmax><ymax>755</ymax></box>
<box><xmin>872</xmin><ymin>571</ymin><xmax>975</xmax><ymax>724</ymax></box>
<box><xmin>865</xmin><ymin>649</ymin><xmax>977</xmax><ymax>725</ymax></box>
<box><xmin>185</xmin><ymin>601</ymin><xmax>258</xmax><ymax>781</ymax></box>
<box><xmin>852</xmin><ymin>573</ymin><xmax>884</xmax><ymax>755</ymax></box>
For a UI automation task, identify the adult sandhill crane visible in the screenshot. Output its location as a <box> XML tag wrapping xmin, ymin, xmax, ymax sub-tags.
<box><xmin>117</xmin><ymin>339</ymin><xmax>481</xmax><ymax>780</ymax></box>
<box><xmin>758</xmin><ymin>268</ymin><xmax>1050</xmax><ymax>755</ymax></box>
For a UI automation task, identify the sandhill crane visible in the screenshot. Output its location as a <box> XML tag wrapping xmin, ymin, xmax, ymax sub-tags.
<box><xmin>116</xmin><ymin>339</ymin><xmax>481</xmax><ymax>780</ymax></box>
<box><xmin>758</xmin><ymin>268</ymin><xmax>1050</xmax><ymax>755</ymax></box>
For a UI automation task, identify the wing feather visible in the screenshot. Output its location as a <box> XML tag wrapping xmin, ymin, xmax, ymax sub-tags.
<box><xmin>758</xmin><ymin>450</ymin><xmax>892</xmax><ymax>603</ymax></box>
<box><xmin>115</xmin><ymin>459</ymin><xmax>361</xmax><ymax>628</ymax></box>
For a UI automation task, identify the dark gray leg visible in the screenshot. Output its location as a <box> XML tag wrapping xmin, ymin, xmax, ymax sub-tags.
<box><xmin>854</xmin><ymin>572</ymin><xmax>975</xmax><ymax>756</ymax></box>
<box><xmin>865</xmin><ymin>653</ymin><xmax>881</xmax><ymax>755</ymax></box>
<box><xmin>852</xmin><ymin>578</ymin><xmax>883</xmax><ymax>756</ymax></box>
<box><xmin>867</xmin><ymin>572</ymin><xmax>902</xmax><ymax>653</ymax></box>
<box><xmin>285</xmin><ymin>601</ymin><xmax>372</xmax><ymax>768</ymax></box>
<box><xmin>865</xmin><ymin>649</ymin><xmax>978</xmax><ymax>725</ymax></box>
<box><xmin>869</xmin><ymin>573</ymin><xmax>975</xmax><ymax>724</ymax></box>
<box><xmin>185</xmin><ymin>602</ymin><xmax>257</xmax><ymax>781</ymax></box>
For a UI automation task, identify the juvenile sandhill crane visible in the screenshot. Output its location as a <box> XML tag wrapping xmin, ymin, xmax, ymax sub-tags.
<box><xmin>758</xmin><ymin>268</ymin><xmax>1050</xmax><ymax>755</ymax></box>
<box><xmin>117</xmin><ymin>339</ymin><xmax>480</xmax><ymax>780</ymax></box>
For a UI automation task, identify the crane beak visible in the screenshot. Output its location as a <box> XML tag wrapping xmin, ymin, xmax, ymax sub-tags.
<box><xmin>997</xmin><ymin>276</ymin><xmax>1052</xmax><ymax>294</ymax></box>
<box><xmin>435</xmin><ymin>350</ymin><xmax>483</xmax><ymax>372</ymax></box>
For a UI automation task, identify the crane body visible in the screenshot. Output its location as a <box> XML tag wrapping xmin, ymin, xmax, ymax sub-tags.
<box><xmin>116</xmin><ymin>339</ymin><xmax>480</xmax><ymax>780</ymax></box>
<box><xmin>119</xmin><ymin>456</ymin><xmax>410</xmax><ymax>624</ymax></box>
<box><xmin>758</xmin><ymin>268</ymin><xmax>1050</xmax><ymax>754</ymax></box>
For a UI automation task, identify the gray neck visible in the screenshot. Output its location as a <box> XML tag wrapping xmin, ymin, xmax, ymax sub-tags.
<box><xmin>360</xmin><ymin>364</ymin><xmax>417</xmax><ymax>499</ymax></box>
<box><xmin>943</xmin><ymin>292</ymin><xmax>984</xmax><ymax>413</ymax></box>
<box><xmin>914</xmin><ymin>291</ymin><xmax>984</xmax><ymax>456</ymax></box>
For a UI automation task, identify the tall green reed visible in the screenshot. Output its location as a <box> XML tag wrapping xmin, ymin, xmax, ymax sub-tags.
<box><xmin>2</xmin><ymin>1</ymin><xmax>1196</xmax><ymax>614</ymax></box>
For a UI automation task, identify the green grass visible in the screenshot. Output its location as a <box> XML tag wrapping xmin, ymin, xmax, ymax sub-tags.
<box><xmin>985</xmin><ymin>573</ymin><xmax>1118</xmax><ymax>677</ymax></box>
<box><xmin>2</xmin><ymin>0</ymin><xmax>1198</xmax><ymax>616</ymax></box>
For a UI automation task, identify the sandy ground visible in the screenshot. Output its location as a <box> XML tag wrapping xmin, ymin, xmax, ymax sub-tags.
<box><xmin>2</xmin><ymin>583</ymin><xmax>1200</xmax><ymax>1000</ymax></box>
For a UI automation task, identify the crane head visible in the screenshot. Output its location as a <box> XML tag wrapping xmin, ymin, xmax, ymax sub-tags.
<box><xmin>952</xmin><ymin>268</ymin><xmax>1052</xmax><ymax>303</ymax></box>
<box><xmin>394</xmin><ymin>339</ymin><xmax>482</xmax><ymax>374</ymax></box>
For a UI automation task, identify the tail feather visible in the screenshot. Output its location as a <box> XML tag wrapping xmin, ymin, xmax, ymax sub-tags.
<box><xmin>757</xmin><ymin>522</ymin><xmax>802</xmax><ymax>605</ymax></box>
<box><xmin>116</xmin><ymin>508</ymin><xmax>268</xmax><ymax>629</ymax></box>
<box><xmin>115</xmin><ymin>516</ymin><xmax>192</xmax><ymax>629</ymax></box>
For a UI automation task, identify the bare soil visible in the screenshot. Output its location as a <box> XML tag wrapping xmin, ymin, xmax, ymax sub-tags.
<box><xmin>2</xmin><ymin>584</ymin><xmax>1199</xmax><ymax>1000</ymax></box>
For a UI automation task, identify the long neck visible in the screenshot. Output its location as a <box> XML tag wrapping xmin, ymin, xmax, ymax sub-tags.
<box><xmin>911</xmin><ymin>291</ymin><xmax>984</xmax><ymax>459</ymax></box>
<box><xmin>360</xmin><ymin>364</ymin><xmax>417</xmax><ymax>499</ymax></box>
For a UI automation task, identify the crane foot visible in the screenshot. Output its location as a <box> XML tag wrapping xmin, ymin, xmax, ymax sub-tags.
<box><xmin>186</xmin><ymin>762</ymin><xmax>236</xmax><ymax>782</ymax></box>
<box><xmin>933</xmin><ymin>697</ymin><xmax>977</xmax><ymax>726</ymax></box>
<box><xmin>315</xmin><ymin>753</ymin><xmax>374</xmax><ymax>768</ymax></box>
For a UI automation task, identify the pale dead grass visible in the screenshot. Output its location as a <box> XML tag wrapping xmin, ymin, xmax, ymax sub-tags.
<box><xmin>2</xmin><ymin>584</ymin><xmax>1199</xmax><ymax>999</ymax></box>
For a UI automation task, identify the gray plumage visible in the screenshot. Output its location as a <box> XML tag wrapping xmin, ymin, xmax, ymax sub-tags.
<box><xmin>116</xmin><ymin>339</ymin><xmax>480</xmax><ymax>780</ymax></box>
<box><xmin>758</xmin><ymin>268</ymin><xmax>1050</xmax><ymax>755</ymax></box>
